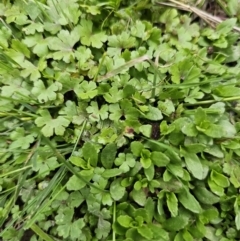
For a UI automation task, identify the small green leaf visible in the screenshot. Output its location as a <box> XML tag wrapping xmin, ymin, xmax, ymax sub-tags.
<box><xmin>131</xmin><ymin>189</ymin><xmax>146</xmax><ymax>206</ymax></box>
<box><xmin>214</xmin><ymin>85</ymin><xmax>240</xmax><ymax>97</ymax></box>
<box><xmin>193</xmin><ymin>187</ymin><xmax>220</xmax><ymax>205</ymax></box>
<box><xmin>102</xmin><ymin>193</ymin><xmax>113</xmax><ymax>206</ymax></box>
<box><xmin>183</xmin><ymin>230</ymin><xmax>194</xmax><ymax>241</ymax></box>
<box><xmin>184</xmin><ymin>143</ymin><xmax>206</xmax><ymax>153</ymax></box>
<box><xmin>69</xmin><ymin>156</ymin><xmax>88</xmax><ymax>169</ymax></box>
<box><xmin>143</xmin><ymin>106</ymin><xmax>163</xmax><ymax>121</ymax></box>
<box><xmin>151</xmin><ymin>151</ymin><xmax>170</xmax><ymax>167</ymax></box>
<box><xmin>108</xmin><ymin>32</ymin><xmax>136</xmax><ymax>49</ymax></box>
<box><xmin>70</xmin><ymin>219</ymin><xmax>85</xmax><ymax>239</ymax></box>
<box><xmin>216</xmin><ymin>18</ymin><xmax>237</xmax><ymax>35</ymax></box>
<box><xmin>66</xmin><ymin>170</ymin><xmax>93</xmax><ymax>191</ymax></box>
<box><xmin>190</xmin><ymin>219</ymin><xmax>206</xmax><ymax>238</ymax></box>
<box><xmin>103</xmin><ymin>86</ymin><xmax>123</xmax><ymax>103</ymax></box>
<box><xmin>23</xmin><ymin>34</ymin><xmax>48</xmax><ymax>57</ymax></box>
<box><xmin>208</xmin><ymin>179</ymin><xmax>225</xmax><ymax>196</ymax></box>
<box><xmin>181</xmin><ymin>123</ymin><xmax>198</xmax><ymax>137</ymax></box>
<box><xmin>115</xmin><ymin>153</ymin><xmax>136</xmax><ymax>173</ymax></box>
<box><xmin>75</xmin><ymin>81</ymin><xmax>98</xmax><ymax>100</ymax></box>
<box><xmin>163</xmin><ymin>216</ymin><xmax>189</xmax><ymax>231</ymax></box>
<box><xmin>167</xmin><ymin>164</ymin><xmax>184</xmax><ymax>178</ymax></box>
<box><xmin>95</xmin><ymin>218</ymin><xmax>111</xmax><ymax>239</ymax></box>
<box><xmin>98</xmin><ymin>127</ymin><xmax>117</xmax><ymax>144</ymax></box>
<box><xmin>0</xmin><ymin>26</ymin><xmax>11</xmax><ymax>48</ymax></box>
<box><xmin>210</xmin><ymin>170</ymin><xmax>230</xmax><ymax>188</ymax></box>
<box><xmin>110</xmin><ymin>178</ymin><xmax>125</xmax><ymax>201</ymax></box>
<box><xmin>137</xmin><ymin>225</ymin><xmax>153</xmax><ymax>240</ymax></box>
<box><xmin>101</xmin><ymin>143</ymin><xmax>117</xmax><ymax>169</ymax></box>
<box><xmin>139</xmin><ymin>124</ymin><xmax>151</xmax><ymax>138</ymax></box>
<box><xmin>32</xmin><ymin>80</ymin><xmax>62</xmax><ymax>103</ymax></box>
<box><xmin>144</xmin><ymin>198</ymin><xmax>155</xmax><ymax>223</ymax></box>
<box><xmin>196</xmin><ymin>121</ymin><xmax>223</xmax><ymax>138</ymax></box>
<box><xmin>158</xmin><ymin>99</ymin><xmax>175</xmax><ymax>116</ymax></box>
<box><xmin>86</xmin><ymin>101</ymin><xmax>108</xmax><ymax>121</ymax></box>
<box><xmin>82</xmin><ymin>142</ymin><xmax>98</xmax><ymax>167</ymax></box>
<box><xmin>149</xmin><ymin>224</ymin><xmax>169</xmax><ymax>240</ymax></box>
<box><xmin>227</xmin><ymin>0</ymin><xmax>239</xmax><ymax>15</ymax></box>
<box><xmin>140</xmin><ymin>149</ymin><xmax>152</xmax><ymax>169</ymax></box>
<box><xmin>174</xmin><ymin>233</ymin><xmax>184</xmax><ymax>241</ymax></box>
<box><xmin>102</xmin><ymin>169</ymin><xmax>123</xmax><ymax>178</ymax></box>
<box><xmin>79</xmin><ymin>19</ymin><xmax>107</xmax><ymax>48</ymax></box>
<box><xmin>131</xmin><ymin>141</ymin><xmax>144</xmax><ymax>156</ymax></box>
<box><xmin>218</xmin><ymin>120</ymin><xmax>236</xmax><ymax>138</ymax></box>
<box><xmin>165</xmin><ymin>148</ymin><xmax>182</xmax><ymax>163</ymax></box>
<box><xmin>47</xmin><ymin>26</ymin><xmax>81</xmax><ymax>62</ymax></box>
<box><xmin>160</xmin><ymin>121</ymin><xmax>175</xmax><ymax>135</ymax></box>
<box><xmin>202</xmin><ymin>208</ymin><xmax>219</xmax><ymax>222</ymax></box>
<box><xmin>144</xmin><ymin>165</ymin><xmax>154</xmax><ymax>181</ymax></box>
<box><xmin>235</xmin><ymin>211</ymin><xmax>240</xmax><ymax>230</ymax></box>
<box><xmin>178</xmin><ymin>190</ymin><xmax>202</xmax><ymax>213</ymax></box>
<box><xmin>35</xmin><ymin>110</ymin><xmax>70</xmax><ymax>137</ymax></box>
<box><xmin>123</xmin><ymin>85</ymin><xmax>136</xmax><ymax>97</ymax></box>
<box><xmin>117</xmin><ymin>215</ymin><xmax>133</xmax><ymax>228</ymax></box>
<box><xmin>183</xmin><ymin>151</ymin><xmax>204</xmax><ymax>180</ymax></box>
<box><xmin>204</xmin><ymin>226</ymin><xmax>220</xmax><ymax>241</ymax></box>
<box><xmin>134</xmin><ymin>181</ymin><xmax>142</xmax><ymax>190</ymax></box>
<box><xmin>166</xmin><ymin>192</ymin><xmax>178</xmax><ymax>217</ymax></box>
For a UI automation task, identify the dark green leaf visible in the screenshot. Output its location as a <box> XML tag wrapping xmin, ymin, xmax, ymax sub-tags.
<box><xmin>101</xmin><ymin>143</ymin><xmax>117</xmax><ymax>169</ymax></box>
<box><xmin>193</xmin><ymin>186</ymin><xmax>220</xmax><ymax>205</ymax></box>
<box><xmin>151</xmin><ymin>151</ymin><xmax>170</xmax><ymax>167</ymax></box>
<box><xmin>178</xmin><ymin>190</ymin><xmax>202</xmax><ymax>213</ymax></box>
<box><xmin>82</xmin><ymin>142</ymin><xmax>98</xmax><ymax>167</ymax></box>
<box><xmin>202</xmin><ymin>208</ymin><xmax>219</xmax><ymax>222</ymax></box>
<box><xmin>123</xmin><ymin>85</ymin><xmax>136</xmax><ymax>97</ymax></box>
<box><xmin>163</xmin><ymin>216</ymin><xmax>189</xmax><ymax>231</ymax></box>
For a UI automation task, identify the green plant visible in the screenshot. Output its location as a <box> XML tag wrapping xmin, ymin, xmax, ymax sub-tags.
<box><xmin>1</xmin><ymin>0</ymin><xmax>240</xmax><ymax>240</ymax></box>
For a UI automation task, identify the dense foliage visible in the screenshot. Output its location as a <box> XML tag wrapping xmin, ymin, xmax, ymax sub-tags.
<box><xmin>1</xmin><ymin>0</ymin><xmax>240</xmax><ymax>240</ymax></box>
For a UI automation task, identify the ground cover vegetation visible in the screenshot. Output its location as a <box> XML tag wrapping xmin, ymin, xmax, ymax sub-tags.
<box><xmin>1</xmin><ymin>0</ymin><xmax>240</xmax><ymax>240</ymax></box>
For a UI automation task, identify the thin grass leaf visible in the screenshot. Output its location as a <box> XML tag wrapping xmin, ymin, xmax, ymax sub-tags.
<box><xmin>24</xmin><ymin>168</ymin><xmax>67</xmax><ymax>228</ymax></box>
<box><xmin>31</xmin><ymin>223</ymin><xmax>55</xmax><ymax>241</ymax></box>
<box><xmin>0</xmin><ymin>165</ymin><xmax>31</xmax><ymax>178</ymax></box>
